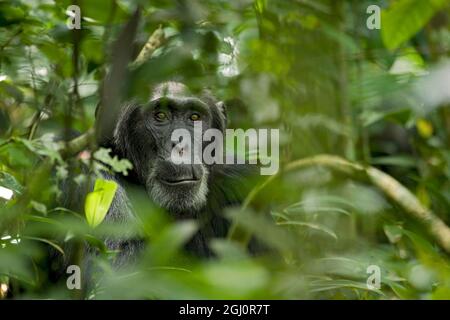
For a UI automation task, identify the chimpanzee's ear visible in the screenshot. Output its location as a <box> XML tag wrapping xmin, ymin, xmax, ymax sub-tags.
<box><xmin>215</xmin><ymin>101</ymin><xmax>227</xmax><ymax>127</ymax></box>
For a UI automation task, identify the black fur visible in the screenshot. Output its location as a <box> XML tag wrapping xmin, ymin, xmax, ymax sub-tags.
<box><xmin>45</xmin><ymin>83</ymin><xmax>256</xmax><ymax>297</ymax></box>
<box><xmin>97</xmin><ymin>82</ymin><xmax>255</xmax><ymax>260</ymax></box>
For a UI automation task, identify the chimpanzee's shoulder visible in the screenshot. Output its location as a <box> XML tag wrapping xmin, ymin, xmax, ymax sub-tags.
<box><xmin>207</xmin><ymin>162</ymin><xmax>259</xmax><ymax>208</ymax></box>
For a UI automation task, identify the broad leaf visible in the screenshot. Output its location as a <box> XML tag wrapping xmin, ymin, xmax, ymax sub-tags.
<box><xmin>85</xmin><ymin>179</ymin><xmax>118</xmax><ymax>228</ymax></box>
<box><xmin>381</xmin><ymin>0</ymin><xmax>449</xmax><ymax>50</ymax></box>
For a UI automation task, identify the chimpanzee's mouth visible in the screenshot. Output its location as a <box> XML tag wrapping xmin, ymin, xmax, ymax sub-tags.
<box><xmin>159</xmin><ymin>178</ymin><xmax>200</xmax><ymax>186</ymax></box>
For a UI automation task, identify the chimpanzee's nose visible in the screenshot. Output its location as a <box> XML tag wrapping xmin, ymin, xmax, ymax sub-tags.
<box><xmin>172</xmin><ymin>141</ymin><xmax>185</xmax><ymax>157</ymax></box>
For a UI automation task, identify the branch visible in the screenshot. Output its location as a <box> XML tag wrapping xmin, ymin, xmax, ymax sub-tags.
<box><xmin>95</xmin><ymin>8</ymin><xmax>141</xmax><ymax>146</ymax></box>
<box><xmin>130</xmin><ymin>24</ymin><xmax>165</xmax><ymax>68</ymax></box>
<box><xmin>60</xmin><ymin>127</ymin><xmax>95</xmax><ymax>158</ymax></box>
<box><xmin>229</xmin><ymin>154</ymin><xmax>450</xmax><ymax>254</ymax></box>
<box><xmin>61</xmin><ymin>20</ymin><xmax>166</xmax><ymax>157</ymax></box>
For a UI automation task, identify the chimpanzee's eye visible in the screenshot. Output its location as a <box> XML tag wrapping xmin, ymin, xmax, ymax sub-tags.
<box><xmin>154</xmin><ymin>111</ymin><xmax>167</xmax><ymax>121</ymax></box>
<box><xmin>190</xmin><ymin>113</ymin><xmax>201</xmax><ymax>121</ymax></box>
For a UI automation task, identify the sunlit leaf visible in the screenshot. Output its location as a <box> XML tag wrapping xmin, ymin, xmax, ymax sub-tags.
<box><xmin>85</xmin><ymin>179</ymin><xmax>118</xmax><ymax>228</ymax></box>
<box><xmin>381</xmin><ymin>0</ymin><xmax>449</xmax><ymax>50</ymax></box>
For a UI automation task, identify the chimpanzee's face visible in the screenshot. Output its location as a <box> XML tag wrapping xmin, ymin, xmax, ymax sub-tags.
<box><xmin>114</xmin><ymin>82</ymin><xmax>226</xmax><ymax>214</ymax></box>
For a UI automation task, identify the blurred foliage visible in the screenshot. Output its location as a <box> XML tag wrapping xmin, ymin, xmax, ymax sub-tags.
<box><xmin>0</xmin><ymin>0</ymin><xmax>450</xmax><ymax>300</ymax></box>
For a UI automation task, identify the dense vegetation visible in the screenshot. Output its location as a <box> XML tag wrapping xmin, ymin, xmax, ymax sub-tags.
<box><xmin>1</xmin><ymin>0</ymin><xmax>450</xmax><ymax>299</ymax></box>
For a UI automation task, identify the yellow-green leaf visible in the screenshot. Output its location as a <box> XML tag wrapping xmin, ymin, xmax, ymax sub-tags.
<box><xmin>381</xmin><ymin>0</ymin><xmax>449</xmax><ymax>51</ymax></box>
<box><xmin>85</xmin><ymin>179</ymin><xmax>118</xmax><ymax>228</ymax></box>
<box><xmin>416</xmin><ymin>118</ymin><xmax>433</xmax><ymax>138</ymax></box>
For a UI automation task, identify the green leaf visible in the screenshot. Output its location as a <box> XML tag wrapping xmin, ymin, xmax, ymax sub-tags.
<box><xmin>381</xmin><ymin>0</ymin><xmax>450</xmax><ymax>50</ymax></box>
<box><xmin>150</xmin><ymin>221</ymin><xmax>198</xmax><ymax>264</ymax></box>
<box><xmin>310</xmin><ymin>279</ymin><xmax>384</xmax><ymax>296</ymax></box>
<box><xmin>277</xmin><ymin>221</ymin><xmax>338</xmax><ymax>240</ymax></box>
<box><xmin>22</xmin><ymin>236</ymin><xmax>65</xmax><ymax>256</ymax></box>
<box><xmin>0</xmin><ymin>143</ymin><xmax>35</xmax><ymax>168</ymax></box>
<box><xmin>82</xmin><ymin>0</ymin><xmax>129</xmax><ymax>24</ymax></box>
<box><xmin>84</xmin><ymin>179</ymin><xmax>118</xmax><ymax>228</ymax></box>
<box><xmin>93</xmin><ymin>148</ymin><xmax>133</xmax><ymax>176</ymax></box>
<box><xmin>371</xmin><ymin>156</ymin><xmax>417</xmax><ymax>168</ymax></box>
<box><xmin>0</xmin><ymin>108</ymin><xmax>11</xmax><ymax>135</ymax></box>
<box><xmin>384</xmin><ymin>224</ymin><xmax>403</xmax><ymax>244</ymax></box>
<box><xmin>0</xmin><ymin>171</ymin><xmax>23</xmax><ymax>194</ymax></box>
<box><xmin>30</xmin><ymin>200</ymin><xmax>47</xmax><ymax>215</ymax></box>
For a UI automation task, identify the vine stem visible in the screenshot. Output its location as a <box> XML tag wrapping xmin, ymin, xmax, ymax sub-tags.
<box><xmin>229</xmin><ymin>154</ymin><xmax>450</xmax><ymax>254</ymax></box>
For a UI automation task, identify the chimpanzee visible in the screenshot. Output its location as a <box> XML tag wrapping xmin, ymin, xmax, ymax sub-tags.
<box><xmin>95</xmin><ymin>81</ymin><xmax>256</xmax><ymax>265</ymax></box>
